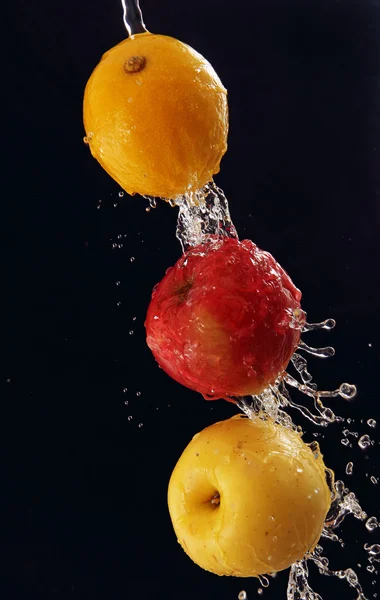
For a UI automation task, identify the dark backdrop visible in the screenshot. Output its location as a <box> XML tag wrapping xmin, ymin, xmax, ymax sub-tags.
<box><xmin>2</xmin><ymin>1</ymin><xmax>380</xmax><ymax>599</ymax></box>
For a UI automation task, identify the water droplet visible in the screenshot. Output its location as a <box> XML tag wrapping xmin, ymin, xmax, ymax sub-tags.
<box><xmin>367</xmin><ymin>565</ymin><xmax>376</xmax><ymax>573</ymax></box>
<box><xmin>258</xmin><ymin>575</ymin><xmax>269</xmax><ymax>588</ymax></box>
<box><xmin>123</xmin><ymin>388</ymin><xmax>128</xmax><ymax>393</ymax></box>
<box><xmin>370</xmin><ymin>476</ymin><xmax>379</xmax><ymax>485</ymax></box>
<box><xmin>117</xmin><ymin>302</ymin><xmax>122</xmax><ymax>306</ymax></box>
<box><xmin>339</xmin><ymin>383</ymin><xmax>357</xmax><ymax>400</ymax></box>
<box><xmin>127</xmin><ymin>416</ymin><xmax>133</xmax><ymax>421</ymax></box>
<box><xmin>138</xmin><ymin>423</ymin><xmax>143</xmax><ymax>428</ymax></box>
<box><xmin>130</xmin><ymin>256</ymin><xmax>135</xmax><ymax>263</ymax></box>
<box><xmin>118</xmin><ymin>191</ymin><xmax>124</xmax><ymax>197</ymax></box>
<box><xmin>257</xmin><ymin>590</ymin><xmax>263</xmax><ymax>596</ymax></box>
<box><xmin>132</xmin><ymin>316</ymin><xmax>137</xmax><ymax>321</ymax></box>
<box><xmin>341</xmin><ymin>438</ymin><xmax>350</xmax><ymax>446</ymax></box>
<box><xmin>83</xmin><ymin>131</ymin><xmax>93</xmax><ymax>144</ymax></box>
<box><xmin>358</xmin><ymin>434</ymin><xmax>372</xmax><ymax>450</ymax></box>
<box><xmin>367</xmin><ymin>419</ymin><xmax>377</xmax><ymax>428</ymax></box>
<box><xmin>113</xmin><ymin>202</ymin><xmax>118</xmax><ymax>208</ymax></box>
<box><xmin>116</xmin><ymin>281</ymin><xmax>121</xmax><ymax>286</ymax></box>
<box><xmin>238</xmin><ymin>592</ymin><xmax>247</xmax><ymax>600</ymax></box>
<box><xmin>136</xmin><ymin>391</ymin><xmax>141</xmax><ymax>397</ymax></box>
<box><xmin>124</xmin><ymin>400</ymin><xmax>128</xmax><ymax>406</ymax></box>
<box><xmin>129</xmin><ymin>330</ymin><xmax>134</xmax><ymax>335</ymax></box>
<box><xmin>366</xmin><ymin>517</ymin><xmax>379</xmax><ymax>532</ymax></box>
<box><xmin>346</xmin><ymin>462</ymin><xmax>354</xmax><ymax>475</ymax></box>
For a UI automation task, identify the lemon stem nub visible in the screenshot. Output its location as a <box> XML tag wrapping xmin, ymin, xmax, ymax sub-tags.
<box><xmin>124</xmin><ymin>56</ymin><xmax>147</xmax><ymax>73</ymax></box>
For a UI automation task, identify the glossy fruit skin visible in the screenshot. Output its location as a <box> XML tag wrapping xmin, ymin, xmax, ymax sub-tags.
<box><xmin>145</xmin><ymin>237</ymin><xmax>303</xmax><ymax>400</ymax></box>
<box><xmin>83</xmin><ymin>33</ymin><xmax>228</xmax><ymax>199</ymax></box>
<box><xmin>168</xmin><ymin>414</ymin><xmax>331</xmax><ymax>577</ymax></box>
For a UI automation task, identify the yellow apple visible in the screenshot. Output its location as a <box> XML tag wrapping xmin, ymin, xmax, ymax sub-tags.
<box><xmin>167</xmin><ymin>414</ymin><xmax>331</xmax><ymax>577</ymax></box>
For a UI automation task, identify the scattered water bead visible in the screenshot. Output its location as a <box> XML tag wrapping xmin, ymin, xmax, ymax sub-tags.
<box><xmin>118</xmin><ymin>191</ymin><xmax>124</xmax><ymax>197</ymax></box>
<box><xmin>127</xmin><ymin>416</ymin><xmax>133</xmax><ymax>421</ymax></box>
<box><xmin>367</xmin><ymin>419</ymin><xmax>377</xmax><ymax>428</ymax></box>
<box><xmin>366</xmin><ymin>517</ymin><xmax>379</xmax><ymax>532</ymax></box>
<box><xmin>136</xmin><ymin>391</ymin><xmax>141</xmax><ymax>397</ymax></box>
<box><xmin>257</xmin><ymin>589</ymin><xmax>263</xmax><ymax>596</ymax></box>
<box><xmin>370</xmin><ymin>476</ymin><xmax>379</xmax><ymax>485</ymax></box>
<box><xmin>341</xmin><ymin>438</ymin><xmax>350</xmax><ymax>447</ymax></box>
<box><xmin>116</xmin><ymin>281</ymin><xmax>121</xmax><ymax>286</ymax></box>
<box><xmin>130</xmin><ymin>256</ymin><xmax>135</xmax><ymax>263</ymax></box>
<box><xmin>238</xmin><ymin>592</ymin><xmax>247</xmax><ymax>600</ymax></box>
<box><xmin>343</xmin><ymin>428</ymin><xmax>358</xmax><ymax>438</ymax></box>
<box><xmin>339</xmin><ymin>383</ymin><xmax>357</xmax><ymax>400</ymax></box>
<box><xmin>365</xmin><ymin>545</ymin><xmax>380</xmax><ymax>557</ymax></box>
<box><xmin>124</xmin><ymin>400</ymin><xmax>128</xmax><ymax>406</ymax></box>
<box><xmin>129</xmin><ymin>330</ymin><xmax>134</xmax><ymax>335</ymax></box>
<box><xmin>367</xmin><ymin>565</ymin><xmax>376</xmax><ymax>573</ymax></box>
<box><xmin>123</xmin><ymin>388</ymin><xmax>128</xmax><ymax>393</ymax></box>
<box><xmin>138</xmin><ymin>423</ymin><xmax>143</xmax><ymax>428</ymax></box>
<box><xmin>83</xmin><ymin>131</ymin><xmax>94</xmax><ymax>144</ymax></box>
<box><xmin>346</xmin><ymin>462</ymin><xmax>354</xmax><ymax>475</ymax></box>
<box><xmin>359</xmin><ymin>435</ymin><xmax>373</xmax><ymax>450</ymax></box>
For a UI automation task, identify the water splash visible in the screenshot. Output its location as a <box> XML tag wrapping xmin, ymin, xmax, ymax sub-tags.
<box><xmin>308</xmin><ymin>546</ymin><xmax>367</xmax><ymax>600</ymax></box>
<box><xmin>174</xmin><ymin>181</ymin><xmax>238</xmax><ymax>252</ymax></box>
<box><xmin>170</xmin><ymin>182</ymin><xmax>375</xmax><ymax>600</ymax></box>
<box><xmin>324</xmin><ymin>479</ymin><xmax>367</xmax><ymax>531</ymax></box>
<box><xmin>286</xmin><ymin>477</ymin><xmax>368</xmax><ymax>600</ymax></box>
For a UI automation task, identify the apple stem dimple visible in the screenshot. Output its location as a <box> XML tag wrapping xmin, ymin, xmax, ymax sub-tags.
<box><xmin>211</xmin><ymin>493</ymin><xmax>220</xmax><ymax>506</ymax></box>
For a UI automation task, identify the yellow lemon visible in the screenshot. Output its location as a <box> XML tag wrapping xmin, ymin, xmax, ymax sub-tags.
<box><xmin>83</xmin><ymin>33</ymin><xmax>228</xmax><ymax>199</ymax></box>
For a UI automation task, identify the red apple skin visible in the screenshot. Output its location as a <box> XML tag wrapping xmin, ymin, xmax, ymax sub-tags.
<box><xmin>145</xmin><ymin>237</ymin><xmax>303</xmax><ymax>400</ymax></box>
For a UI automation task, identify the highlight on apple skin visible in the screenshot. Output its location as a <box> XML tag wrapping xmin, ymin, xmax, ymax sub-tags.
<box><xmin>145</xmin><ymin>237</ymin><xmax>304</xmax><ymax>401</ymax></box>
<box><xmin>167</xmin><ymin>414</ymin><xmax>332</xmax><ymax>578</ymax></box>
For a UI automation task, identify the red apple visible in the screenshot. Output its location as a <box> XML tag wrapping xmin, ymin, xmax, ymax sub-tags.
<box><xmin>145</xmin><ymin>237</ymin><xmax>303</xmax><ymax>400</ymax></box>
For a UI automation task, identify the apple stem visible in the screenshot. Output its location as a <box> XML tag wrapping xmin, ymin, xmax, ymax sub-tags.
<box><xmin>211</xmin><ymin>494</ymin><xmax>220</xmax><ymax>506</ymax></box>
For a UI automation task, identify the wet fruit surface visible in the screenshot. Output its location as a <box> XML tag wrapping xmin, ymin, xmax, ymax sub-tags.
<box><xmin>145</xmin><ymin>237</ymin><xmax>303</xmax><ymax>399</ymax></box>
<box><xmin>83</xmin><ymin>32</ymin><xmax>228</xmax><ymax>199</ymax></box>
<box><xmin>168</xmin><ymin>414</ymin><xmax>331</xmax><ymax>577</ymax></box>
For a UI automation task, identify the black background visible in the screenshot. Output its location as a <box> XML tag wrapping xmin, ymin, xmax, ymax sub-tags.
<box><xmin>2</xmin><ymin>1</ymin><xmax>380</xmax><ymax>599</ymax></box>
